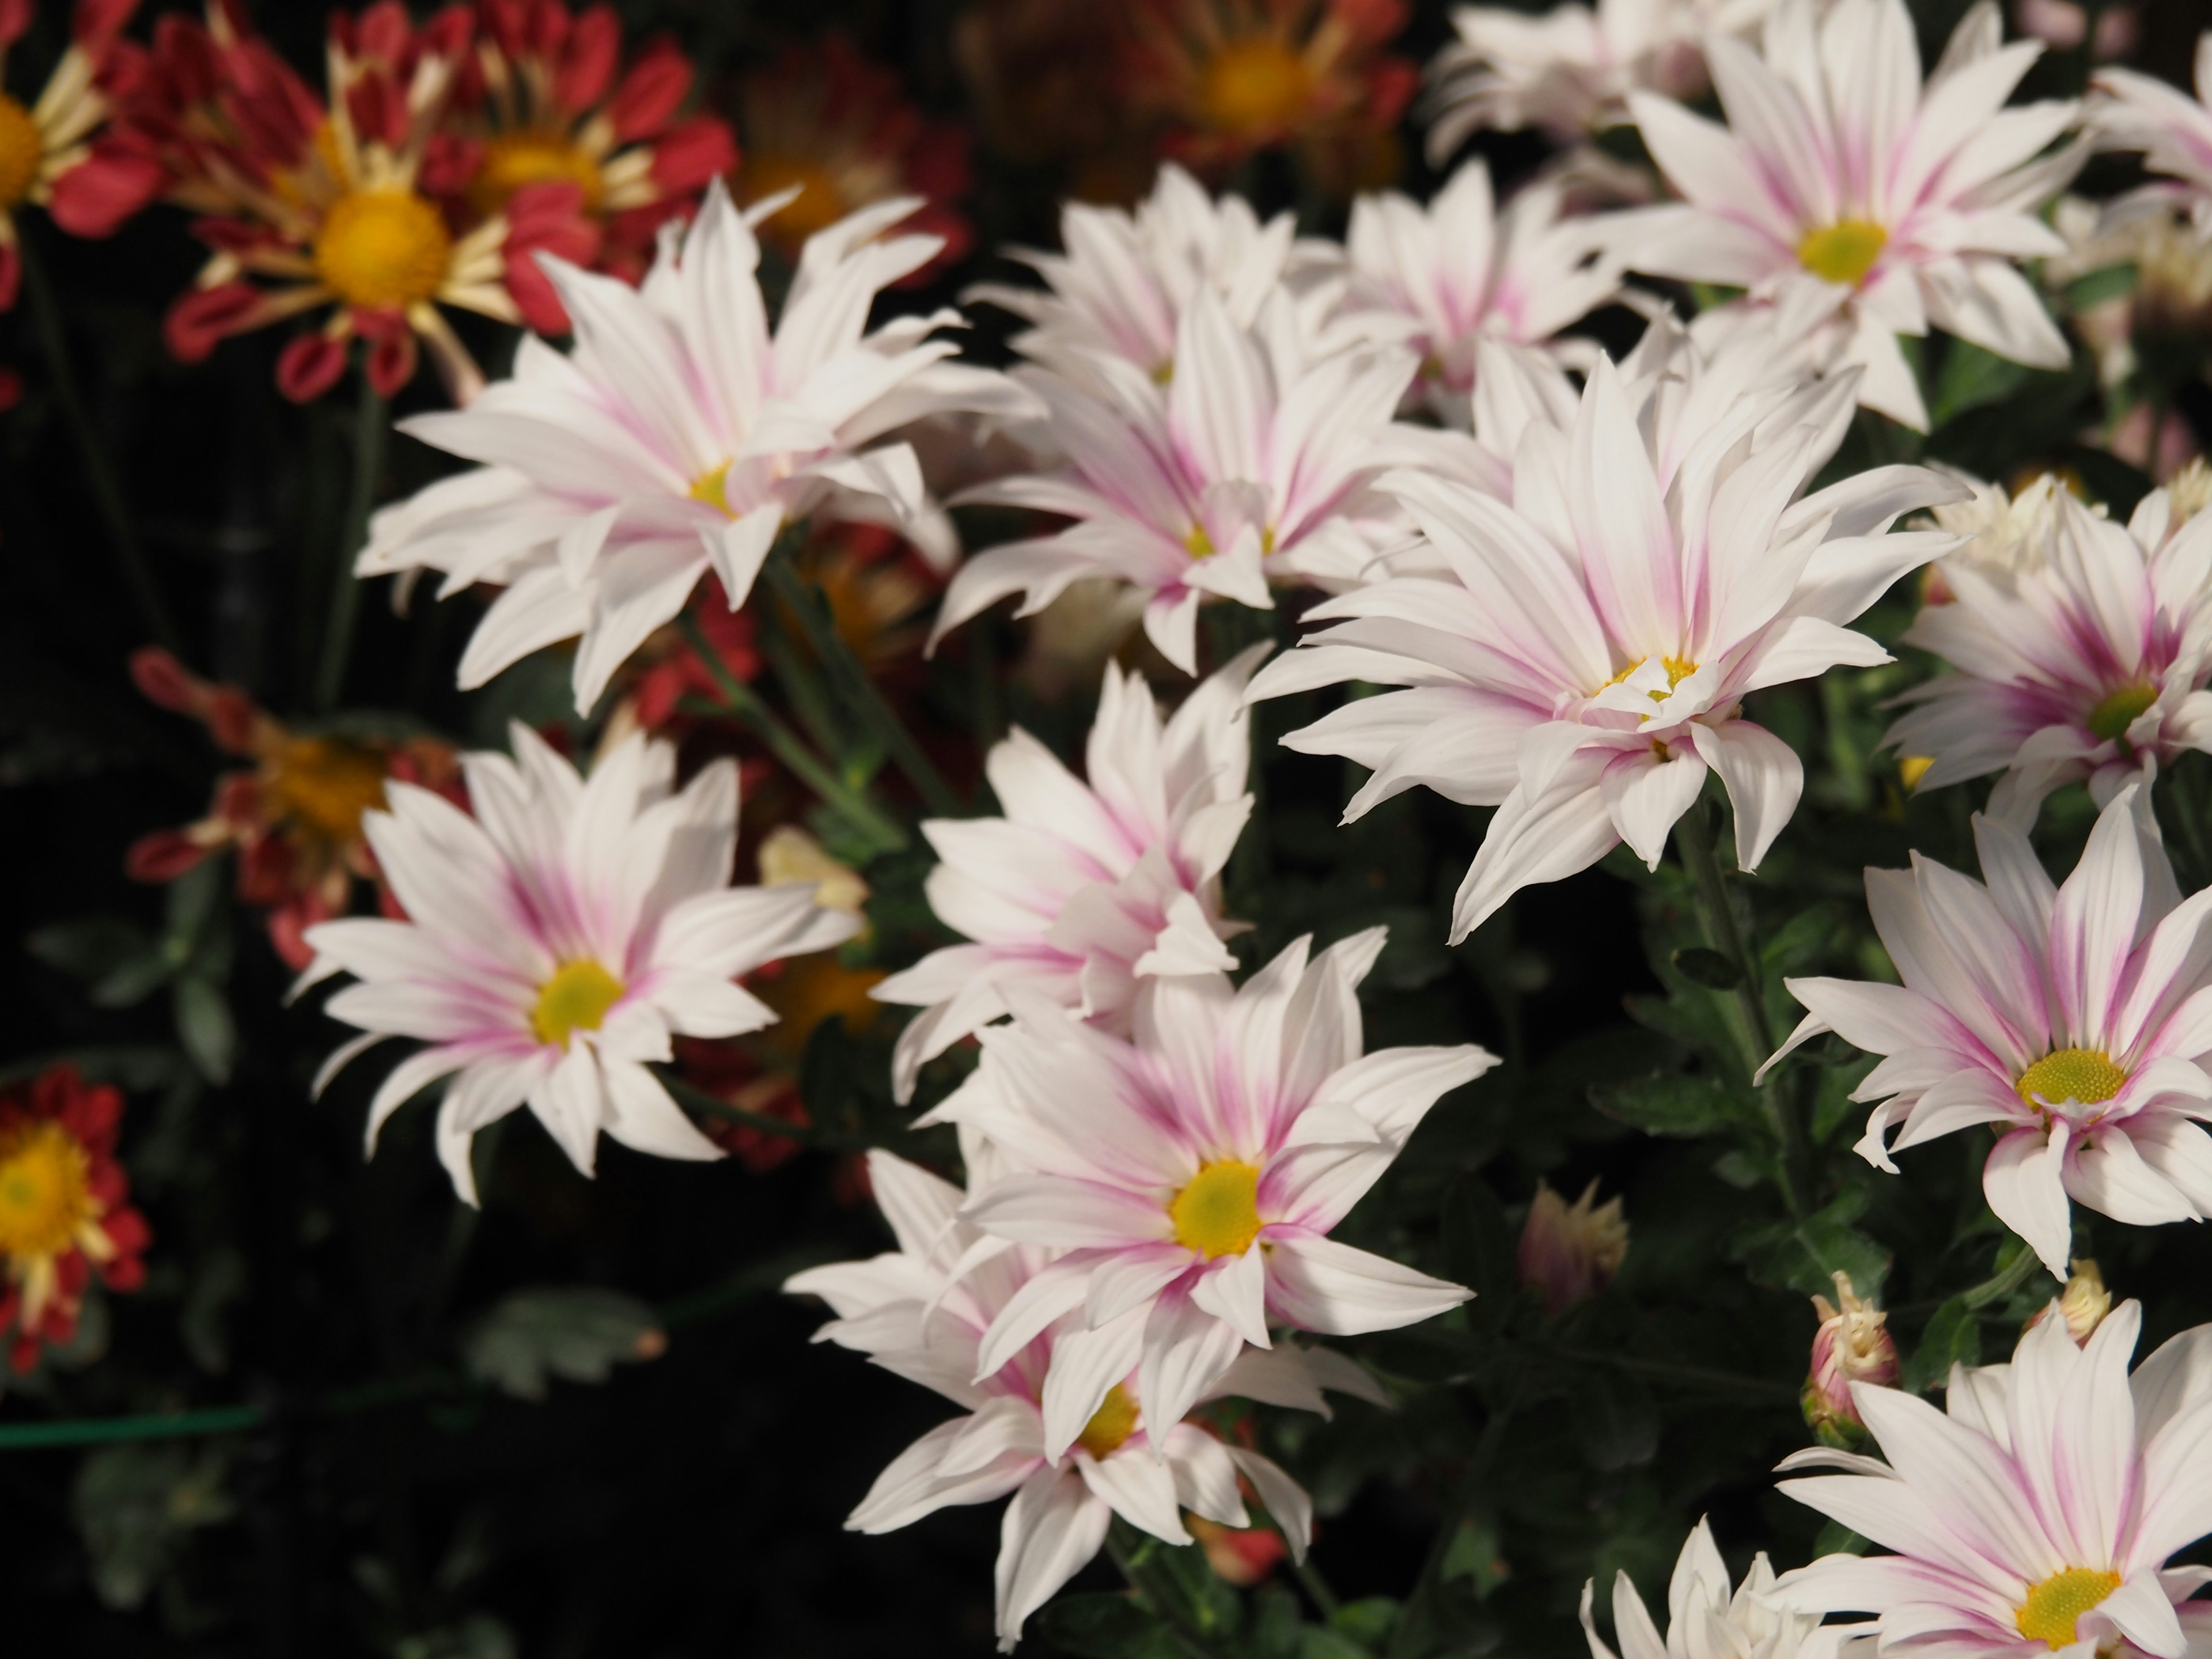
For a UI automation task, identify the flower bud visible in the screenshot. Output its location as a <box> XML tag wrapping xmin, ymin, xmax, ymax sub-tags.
<box><xmin>2025</xmin><ymin>1259</ymin><xmax>2112</xmax><ymax>1346</ymax></box>
<box><xmin>1803</xmin><ymin>1272</ymin><xmax>1897</xmax><ymax>1446</ymax></box>
<box><xmin>1188</xmin><ymin>1514</ymin><xmax>1286</xmax><ymax>1586</ymax></box>
<box><xmin>1518</xmin><ymin>1180</ymin><xmax>1626</xmax><ymax>1315</ymax></box>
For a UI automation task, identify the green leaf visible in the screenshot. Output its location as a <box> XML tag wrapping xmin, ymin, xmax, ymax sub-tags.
<box><xmin>1931</xmin><ymin>340</ymin><xmax>2031</xmax><ymax>429</ymax></box>
<box><xmin>1034</xmin><ymin>1592</ymin><xmax>1184</xmax><ymax>1658</ymax></box>
<box><xmin>25</xmin><ymin>916</ymin><xmax>151</xmax><ymax>984</ymax></box>
<box><xmin>1441</xmin><ymin>1518</ymin><xmax>1510</xmax><ymax>1599</ymax></box>
<box><xmin>1813</xmin><ymin>1520</ymin><xmax>1871</xmax><ymax>1557</ymax></box>
<box><xmin>1732</xmin><ymin>1191</ymin><xmax>1890</xmax><ymax>1298</ymax></box>
<box><xmin>1903</xmin><ymin>1297</ymin><xmax>1982</xmax><ymax>1394</ymax></box>
<box><xmin>71</xmin><ymin>1443</ymin><xmax>235</xmax><ymax>1610</ymax></box>
<box><xmin>1441</xmin><ymin>1177</ymin><xmax>1516</xmax><ymax>1329</ymax></box>
<box><xmin>173</xmin><ymin>974</ymin><xmax>235</xmax><ymax>1084</ymax></box>
<box><xmin>460</xmin><ymin>1287</ymin><xmax>666</xmax><ymax>1402</ymax></box>
<box><xmin>1671</xmin><ymin>946</ymin><xmax>1742</xmax><ymax>990</ymax></box>
<box><xmin>2062</xmin><ymin>262</ymin><xmax>2135</xmax><ymax>312</ymax></box>
<box><xmin>1590</xmin><ymin>1072</ymin><xmax>1755</xmax><ymax>1139</ymax></box>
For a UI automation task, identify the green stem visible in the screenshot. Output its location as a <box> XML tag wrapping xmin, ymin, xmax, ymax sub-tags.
<box><xmin>763</xmin><ymin>553</ymin><xmax>962</xmax><ymax>817</ymax></box>
<box><xmin>315</xmin><ymin>372</ymin><xmax>387</xmax><ymax>711</ymax></box>
<box><xmin>1295</xmin><ymin>1556</ymin><xmax>1342</xmax><ymax>1622</ymax></box>
<box><xmin>677</xmin><ymin>613</ymin><xmax>906</xmax><ymax>855</ymax></box>
<box><xmin>1543</xmin><ymin>1343</ymin><xmax>1799</xmax><ymax>1402</ymax></box>
<box><xmin>1961</xmin><ymin>1243</ymin><xmax>2046</xmax><ymax>1309</ymax></box>
<box><xmin>658</xmin><ymin>1069</ymin><xmax>869</xmax><ymax>1153</ymax></box>
<box><xmin>0</xmin><ymin>1404</ymin><xmax>264</xmax><ymax>1451</ymax></box>
<box><xmin>18</xmin><ymin>232</ymin><xmax>179</xmax><ymax>652</ymax></box>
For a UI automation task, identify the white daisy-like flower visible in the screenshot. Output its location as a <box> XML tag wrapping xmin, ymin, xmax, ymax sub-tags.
<box><xmin>1775</xmin><ymin>1299</ymin><xmax>2212</xmax><ymax>1659</ymax></box>
<box><xmin>357</xmin><ymin>180</ymin><xmax>1032</xmax><ymax>713</ymax></box>
<box><xmin>934</xmin><ymin>291</ymin><xmax>1420</xmax><ymax>675</ymax></box>
<box><xmin>1922</xmin><ymin>470</ymin><xmax>2080</xmax><ymax>588</ymax></box>
<box><xmin>1582</xmin><ymin>1518</ymin><xmax>1840</xmax><ymax>1659</ymax></box>
<box><xmin>303</xmin><ymin>726</ymin><xmax>860</xmax><ymax>1202</ymax></box>
<box><xmin>2093</xmin><ymin>33</ymin><xmax>2212</xmax><ymax>222</ymax></box>
<box><xmin>873</xmin><ymin>649</ymin><xmax>1262</xmax><ymax>1104</ymax></box>
<box><xmin>1616</xmin><ymin>0</ymin><xmax>2082</xmax><ymax>430</ymax></box>
<box><xmin>787</xmin><ymin>1145</ymin><xmax>1381</xmax><ymax>1652</ymax></box>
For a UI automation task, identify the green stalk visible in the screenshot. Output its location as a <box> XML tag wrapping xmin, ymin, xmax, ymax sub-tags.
<box><xmin>18</xmin><ymin>233</ymin><xmax>179</xmax><ymax>651</ymax></box>
<box><xmin>315</xmin><ymin>372</ymin><xmax>386</xmax><ymax>711</ymax></box>
<box><xmin>0</xmin><ymin>1403</ymin><xmax>264</xmax><ymax>1451</ymax></box>
<box><xmin>762</xmin><ymin>552</ymin><xmax>962</xmax><ymax>817</ymax></box>
<box><xmin>677</xmin><ymin>613</ymin><xmax>906</xmax><ymax>855</ymax></box>
<box><xmin>1960</xmin><ymin>1243</ymin><xmax>2045</xmax><ymax>1309</ymax></box>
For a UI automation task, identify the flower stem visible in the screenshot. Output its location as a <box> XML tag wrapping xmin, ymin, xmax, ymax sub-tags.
<box><xmin>762</xmin><ymin>550</ymin><xmax>963</xmax><ymax>818</ymax></box>
<box><xmin>18</xmin><ymin>232</ymin><xmax>179</xmax><ymax>652</ymax></box>
<box><xmin>677</xmin><ymin>613</ymin><xmax>907</xmax><ymax>855</ymax></box>
<box><xmin>314</xmin><ymin>372</ymin><xmax>385</xmax><ymax>712</ymax></box>
<box><xmin>1960</xmin><ymin>1242</ymin><xmax>2043</xmax><ymax>1309</ymax></box>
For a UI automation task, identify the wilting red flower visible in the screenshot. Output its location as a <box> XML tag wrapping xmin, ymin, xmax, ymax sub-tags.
<box><xmin>0</xmin><ymin>0</ymin><xmax>164</xmax><ymax>310</ymax></box>
<box><xmin>732</xmin><ymin>35</ymin><xmax>969</xmax><ymax>273</ymax></box>
<box><xmin>0</xmin><ymin>1065</ymin><xmax>150</xmax><ymax>1373</ymax></box>
<box><xmin>132</xmin><ymin>2</ymin><xmax>590</xmax><ymax>402</ymax></box>
<box><xmin>441</xmin><ymin>0</ymin><xmax>736</xmax><ymax>324</ymax></box>
<box><xmin>1123</xmin><ymin>0</ymin><xmax>1415</xmax><ymax>191</ymax></box>
<box><xmin>123</xmin><ymin>646</ymin><xmax>461</xmax><ymax>968</ymax></box>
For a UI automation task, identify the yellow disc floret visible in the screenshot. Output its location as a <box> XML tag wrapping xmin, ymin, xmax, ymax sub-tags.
<box><xmin>743</xmin><ymin>156</ymin><xmax>850</xmax><ymax>243</ymax></box>
<box><xmin>1604</xmin><ymin>656</ymin><xmax>1699</xmax><ymax>702</ymax></box>
<box><xmin>1077</xmin><ymin>1383</ymin><xmax>1141</xmax><ymax>1460</ymax></box>
<box><xmin>531</xmin><ymin>960</ymin><xmax>627</xmax><ymax>1050</ymax></box>
<box><xmin>0</xmin><ymin>1118</ymin><xmax>99</xmax><ymax>1261</ymax></box>
<box><xmin>0</xmin><ymin>93</ymin><xmax>43</xmax><ymax>211</ymax></box>
<box><xmin>2016</xmin><ymin>1048</ymin><xmax>2128</xmax><ymax>1108</ymax></box>
<box><xmin>1200</xmin><ymin>39</ymin><xmax>1313</xmax><ymax>137</ymax></box>
<box><xmin>1169</xmin><ymin>1160</ymin><xmax>1264</xmax><ymax>1259</ymax></box>
<box><xmin>2088</xmin><ymin>683</ymin><xmax>2158</xmax><ymax>744</ymax></box>
<box><xmin>268</xmin><ymin>737</ymin><xmax>391</xmax><ymax>844</ymax></box>
<box><xmin>313</xmin><ymin>190</ymin><xmax>454</xmax><ymax>312</ymax></box>
<box><xmin>469</xmin><ymin>130</ymin><xmax>602</xmax><ymax>217</ymax></box>
<box><xmin>1797</xmin><ymin>220</ymin><xmax>1889</xmax><ymax>289</ymax></box>
<box><xmin>2016</xmin><ymin>1567</ymin><xmax>2123</xmax><ymax>1649</ymax></box>
<box><xmin>690</xmin><ymin>460</ymin><xmax>736</xmax><ymax>518</ymax></box>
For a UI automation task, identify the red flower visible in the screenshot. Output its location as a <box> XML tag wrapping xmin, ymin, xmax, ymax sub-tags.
<box><xmin>0</xmin><ymin>1065</ymin><xmax>150</xmax><ymax>1374</ymax></box>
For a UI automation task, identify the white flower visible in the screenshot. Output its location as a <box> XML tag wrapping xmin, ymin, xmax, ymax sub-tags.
<box><xmin>1582</xmin><ymin>1519</ymin><xmax>1840</xmax><ymax>1659</ymax></box>
<box><xmin>934</xmin><ymin>292</ymin><xmax>1419</xmax><ymax>674</ymax></box>
<box><xmin>1335</xmin><ymin>160</ymin><xmax>1623</xmax><ymax>427</ymax></box>
<box><xmin>1617</xmin><ymin>0</ymin><xmax>2082</xmax><ymax>430</ymax></box>
<box><xmin>931</xmin><ymin>930</ymin><xmax>1493</xmax><ymax>1455</ymax></box>
<box><xmin>357</xmin><ymin>181</ymin><xmax>1031</xmax><ymax>713</ymax></box>
<box><xmin>1922</xmin><ymin>470</ymin><xmax>2080</xmax><ymax>585</ymax></box>
<box><xmin>1248</xmin><ymin>337</ymin><xmax>1961</xmax><ymax>942</ymax></box>
<box><xmin>2093</xmin><ymin>33</ymin><xmax>2212</xmax><ymax>220</ymax></box>
<box><xmin>302</xmin><ymin>726</ymin><xmax>859</xmax><ymax>1201</ymax></box>
<box><xmin>873</xmin><ymin>650</ymin><xmax>1262</xmax><ymax>1103</ymax></box>
<box><xmin>1775</xmin><ymin>1300</ymin><xmax>2212</xmax><ymax>1659</ymax></box>
<box><xmin>787</xmin><ymin>1146</ymin><xmax>1381</xmax><ymax>1651</ymax></box>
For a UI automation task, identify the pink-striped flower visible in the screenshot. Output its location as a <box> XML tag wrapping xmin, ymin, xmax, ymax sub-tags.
<box><xmin>787</xmin><ymin>1146</ymin><xmax>1380</xmax><ymax>1651</ymax></box>
<box><xmin>932</xmin><ymin>930</ymin><xmax>1493</xmax><ymax>1456</ymax></box>
<box><xmin>2093</xmin><ymin>33</ymin><xmax>2212</xmax><ymax>219</ymax></box>
<box><xmin>304</xmin><ymin>726</ymin><xmax>859</xmax><ymax>1201</ymax></box>
<box><xmin>1885</xmin><ymin>482</ymin><xmax>2212</xmax><ymax>824</ymax></box>
<box><xmin>1774</xmin><ymin>1299</ymin><xmax>2212</xmax><ymax>1659</ymax></box>
<box><xmin>1584</xmin><ymin>1518</ymin><xmax>1839</xmax><ymax>1659</ymax></box>
<box><xmin>1763</xmin><ymin>786</ymin><xmax>2212</xmax><ymax>1279</ymax></box>
<box><xmin>1617</xmin><ymin>0</ymin><xmax>2081</xmax><ymax>430</ymax></box>
<box><xmin>873</xmin><ymin>650</ymin><xmax>1261</xmax><ymax>1103</ymax></box>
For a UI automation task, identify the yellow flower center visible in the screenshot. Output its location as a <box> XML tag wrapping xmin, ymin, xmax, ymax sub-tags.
<box><xmin>530</xmin><ymin>960</ymin><xmax>626</xmax><ymax>1050</ymax></box>
<box><xmin>0</xmin><ymin>1119</ymin><xmax>98</xmax><ymax>1261</ymax></box>
<box><xmin>1603</xmin><ymin>656</ymin><xmax>1699</xmax><ymax>702</ymax></box>
<box><xmin>1899</xmin><ymin>755</ymin><xmax>1935</xmax><ymax>789</ymax></box>
<box><xmin>742</xmin><ymin>155</ymin><xmax>850</xmax><ymax>244</ymax></box>
<box><xmin>2016</xmin><ymin>1568</ymin><xmax>2123</xmax><ymax>1649</ymax></box>
<box><xmin>1184</xmin><ymin>524</ymin><xmax>1274</xmax><ymax>559</ymax></box>
<box><xmin>688</xmin><ymin>460</ymin><xmax>737</xmax><ymax>517</ymax></box>
<box><xmin>1199</xmin><ymin>38</ymin><xmax>1314</xmax><ymax>138</ymax></box>
<box><xmin>1797</xmin><ymin>220</ymin><xmax>1889</xmax><ymax>288</ymax></box>
<box><xmin>312</xmin><ymin>190</ymin><xmax>455</xmax><ymax>312</ymax></box>
<box><xmin>2016</xmin><ymin>1048</ymin><xmax>2128</xmax><ymax>1108</ymax></box>
<box><xmin>0</xmin><ymin>93</ymin><xmax>43</xmax><ymax>211</ymax></box>
<box><xmin>1077</xmin><ymin>1383</ymin><xmax>1141</xmax><ymax>1460</ymax></box>
<box><xmin>268</xmin><ymin>737</ymin><xmax>391</xmax><ymax>844</ymax></box>
<box><xmin>2088</xmin><ymin>684</ymin><xmax>2159</xmax><ymax>743</ymax></box>
<box><xmin>468</xmin><ymin>130</ymin><xmax>602</xmax><ymax>217</ymax></box>
<box><xmin>1169</xmin><ymin>1160</ymin><xmax>1264</xmax><ymax>1259</ymax></box>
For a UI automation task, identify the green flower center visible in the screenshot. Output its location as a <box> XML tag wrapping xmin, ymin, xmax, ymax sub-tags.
<box><xmin>2087</xmin><ymin>683</ymin><xmax>2158</xmax><ymax>743</ymax></box>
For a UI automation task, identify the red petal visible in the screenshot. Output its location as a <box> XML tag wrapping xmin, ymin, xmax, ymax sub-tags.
<box><xmin>0</xmin><ymin>368</ymin><xmax>19</xmax><ymax>415</ymax></box>
<box><xmin>0</xmin><ymin>0</ymin><xmax>30</xmax><ymax>50</ymax></box>
<box><xmin>0</xmin><ymin>244</ymin><xmax>18</xmax><ymax>313</ymax></box>
<box><xmin>71</xmin><ymin>0</ymin><xmax>139</xmax><ymax>53</ymax></box>
<box><xmin>276</xmin><ymin>331</ymin><xmax>350</xmax><ymax>403</ymax></box>
<box><xmin>126</xmin><ymin>829</ymin><xmax>217</xmax><ymax>882</ymax></box>
<box><xmin>646</xmin><ymin>115</ymin><xmax>736</xmax><ymax>194</ymax></box>
<box><xmin>165</xmin><ymin>282</ymin><xmax>264</xmax><ymax>362</ymax></box>
<box><xmin>47</xmin><ymin>147</ymin><xmax>168</xmax><ymax>238</ymax></box>
<box><xmin>609</xmin><ymin>41</ymin><xmax>688</xmax><ymax>142</ymax></box>
<box><xmin>554</xmin><ymin>5</ymin><xmax>619</xmax><ymax>112</ymax></box>
<box><xmin>364</xmin><ymin>325</ymin><xmax>417</xmax><ymax>397</ymax></box>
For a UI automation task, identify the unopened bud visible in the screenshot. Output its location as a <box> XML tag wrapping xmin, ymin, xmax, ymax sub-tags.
<box><xmin>2026</xmin><ymin>1259</ymin><xmax>2111</xmax><ymax>1346</ymax></box>
<box><xmin>1518</xmin><ymin>1180</ymin><xmax>1627</xmax><ymax>1315</ymax></box>
<box><xmin>757</xmin><ymin>825</ymin><xmax>870</xmax><ymax>915</ymax></box>
<box><xmin>1187</xmin><ymin>1514</ymin><xmax>1286</xmax><ymax>1586</ymax></box>
<box><xmin>1803</xmin><ymin>1272</ymin><xmax>1897</xmax><ymax>1445</ymax></box>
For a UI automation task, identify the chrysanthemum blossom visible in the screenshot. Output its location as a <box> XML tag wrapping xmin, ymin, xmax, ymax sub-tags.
<box><xmin>358</xmin><ymin>180</ymin><xmax>1029</xmax><ymax>714</ymax></box>
<box><xmin>303</xmin><ymin>725</ymin><xmax>861</xmax><ymax>1203</ymax></box>
<box><xmin>1248</xmin><ymin>346</ymin><xmax>1961</xmax><ymax>942</ymax></box>
<box><xmin>873</xmin><ymin>649</ymin><xmax>1263</xmax><ymax>1103</ymax></box>
<box><xmin>2092</xmin><ymin>34</ymin><xmax>2212</xmax><ymax>221</ymax></box>
<box><xmin>1774</xmin><ymin>1299</ymin><xmax>2212</xmax><ymax>1659</ymax></box>
<box><xmin>1582</xmin><ymin>1518</ymin><xmax>1839</xmax><ymax>1659</ymax></box>
<box><xmin>1618</xmin><ymin>0</ymin><xmax>2081</xmax><ymax>430</ymax></box>
<box><xmin>1885</xmin><ymin>483</ymin><xmax>2212</xmax><ymax>823</ymax></box>
<box><xmin>789</xmin><ymin>1145</ymin><xmax>1382</xmax><ymax>1650</ymax></box>
<box><xmin>1424</xmin><ymin>0</ymin><xmax>1771</xmax><ymax>149</ymax></box>
<box><xmin>1921</xmin><ymin>470</ymin><xmax>2079</xmax><ymax>591</ymax></box>
<box><xmin>936</xmin><ymin>291</ymin><xmax>1419</xmax><ymax>674</ymax></box>
<box><xmin>933</xmin><ymin>930</ymin><xmax>1493</xmax><ymax>1455</ymax></box>
<box><xmin>1335</xmin><ymin>158</ymin><xmax>1622</xmax><ymax>427</ymax></box>
<box><xmin>1762</xmin><ymin>786</ymin><xmax>2212</xmax><ymax>1279</ymax></box>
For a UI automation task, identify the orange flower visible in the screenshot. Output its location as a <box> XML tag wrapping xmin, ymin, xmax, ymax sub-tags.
<box><xmin>0</xmin><ymin>1065</ymin><xmax>150</xmax><ymax>1373</ymax></box>
<box><xmin>123</xmin><ymin>647</ymin><xmax>461</xmax><ymax>968</ymax></box>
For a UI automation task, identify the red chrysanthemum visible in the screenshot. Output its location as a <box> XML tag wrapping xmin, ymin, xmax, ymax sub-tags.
<box><xmin>0</xmin><ymin>1065</ymin><xmax>150</xmax><ymax>1374</ymax></box>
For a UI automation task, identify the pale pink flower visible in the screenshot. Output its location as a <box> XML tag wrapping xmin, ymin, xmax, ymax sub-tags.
<box><xmin>873</xmin><ymin>650</ymin><xmax>1262</xmax><ymax>1103</ymax></box>
<box><xmin>1762</xmin><ymin>786</ymin><xmax>2212</xmax><ymax>1279</ymax></box>
<box><xmin>303</xmin><ymin>726</ymin><xmax>859</xmax><ymax>1201</ymax></box>
<box><xmin>787</xmin><ymin>1146</ymin><xmax>1380</xmax><ymax>1651</ymax></box>
<box><xmin>934</xmin><ymin>291</ymin><xmax>1421</xmax><ymax>674</ymax></box>
<box><xmin>1885</xmin><ymin>483</ymin><xmax>2212</xmax><ymax>824</ymax></box>
<box><xmin>1774</xmin><ymin>1300</ymin><xmax>2212</xmax><ymax>1659</ymax></box>
<box><xmin>1247</xmin><ymin>342</ymin><xmax>1960</xmax><ymax>942</ymax></box>
<box><xmin>2093</xmin><ymin>35</ymin><xmax>2212</xmax><ymax>219</ymax></box>
<box><xmin>1617</xmin><ymin>0</ymin><xmax>2081</xmax><ymax>430</ymax></box>
<box><xmin>1583</xmin><ymin>1518</ymin><xmax>1840</xmax><ymax>1659</ymax></box>
<box><xmin>1518</xmin><ymin>1179</ymin><xmax>1627</xmax><ymax>1315</ymax></box>
<box><xmin>931</xmin><ymin>931</ymin><xmax>1493</xmax><ymax>1455</ymax></box>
